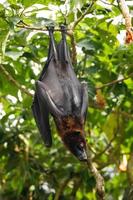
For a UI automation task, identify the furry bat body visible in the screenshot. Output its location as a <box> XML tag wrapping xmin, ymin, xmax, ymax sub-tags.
<box><xmin>32</xmin><ymin>26</ymin><xmax>88</xmax><ymax>161</ymax></box>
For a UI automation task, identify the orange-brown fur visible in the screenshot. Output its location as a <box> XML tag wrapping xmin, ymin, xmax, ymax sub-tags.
<box><xmin>55</xmin><ymin>116</ymin><xmax>84</xmax><ymax>137</ymax></box>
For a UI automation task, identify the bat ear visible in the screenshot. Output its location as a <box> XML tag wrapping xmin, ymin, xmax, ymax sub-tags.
<box><xmin>58</xmin><ymin>25</ymin><xmax>70</xmax><ymax>64</ymax></box>
<box><xmin>81</xmin><ymin>82</ymin><xmax>88</xmax><ymax>122</ymax></box>
<box><xmin>47</xmin><ymin>26</ymin><xmax>58</xmax><ymax>62</ymax></box>
<box><xmin>36</xmin><ymin>81</ymin><xmax>64</xmax><ymax>117</ymax></box>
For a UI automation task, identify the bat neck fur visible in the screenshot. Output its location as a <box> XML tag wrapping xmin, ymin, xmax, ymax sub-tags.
<box><xmin>54</xmin><ymin>115</ymin><xmax>84</xmax><ymax>136</ymax></box>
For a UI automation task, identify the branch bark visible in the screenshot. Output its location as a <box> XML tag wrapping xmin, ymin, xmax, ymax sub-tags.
<box><xmin>0</xmin><ymin>64</ymin><xmax>33</xmax><ymax>97</ymax></box>
<box><xmin>95</xmin><ymin>72</ymin><xmax>133</xmax><ymax>90</ymax></box>
<box><xmin>118</xmin><ymin>0</ymin><xmax>132</xmax><ymax>30</ymax></box>
<box><xmin>118</xmin><ymin>0</ymin><xmax>133</xmax><ymax>43</ymax></box>
<box><xmin>85</xmin><ymin>145</ymin><xmax>105</xmax><ymax>199</ymax></box>
<box><xmin>16</xmin><ymin>24</ymin><xmax>67</xmax><ymax>32</ymax></box>
<box><xmin>67</xmin><ymin>30</ymin><xmax>77</xmax><ymax>65</ymax></box>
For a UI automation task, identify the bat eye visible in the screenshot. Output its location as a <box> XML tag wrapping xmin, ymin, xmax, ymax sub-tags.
<box><xmin>74</xmin><ymin>131</ymin><xmax>80</xmax><ymax>136</ymax></box>
<box><xmin>77</xmin><ymin>143</ymin><xmax>84</xmax><ymax>151</ymax></box>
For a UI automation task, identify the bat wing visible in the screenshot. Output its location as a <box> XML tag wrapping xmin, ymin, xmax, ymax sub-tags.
<box><xmin>32</xmin><ymin>28</ymin><xmax>57</xmax><ymax>147</ymax></box>
<box><xmin>32</xmin><ymin>26</ymin><xmax>89</xmax><ymax>146</ymax></box>
<box><xmin>32</xmin><ymin>94</ymin><xmax>52</xmax><ymax>147</ymax></box>
<box><xmin>36</xmin><ymin>80</ymin><xmax>64</xmax><ymax>116</ymax></box>
<box><xmin>38</xmin><ymin>27</ymin><xmax>72</xmax><ymax>116</ymax></box>
<box><xmin>39</xmin><ymin>27</ymin><xmax>58</xmax><ymax>80</ymax></box>
<box><xmin>57</xmin><ymin>25</ymin><xmax>89</xmax><ymax>118</ymax></box>
<box><xmin>81</xmin><ymin>82</ymin><xmax>88</xmax><ymax>122</ymax></box>
<box><xmin>32</xmin><ymin>27</ymin><xmax>70</xmax><ymax>146</ymax></box>
<box><xmin>56</xmin><ymin>26</ymin><xmax>83</xmax><ymax>114</ymax></box>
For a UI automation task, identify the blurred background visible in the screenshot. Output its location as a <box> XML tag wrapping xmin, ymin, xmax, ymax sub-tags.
<box><xmin>0</xmin><ymin>0</ymin><xmax>133</xmax><ymax>199</ymax></box>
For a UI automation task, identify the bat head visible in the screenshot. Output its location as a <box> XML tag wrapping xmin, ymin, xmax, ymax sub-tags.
<box><xmin>63</xmin><ymin>131</ymin><xmax>87</xmax><ymax>161</ymax></box>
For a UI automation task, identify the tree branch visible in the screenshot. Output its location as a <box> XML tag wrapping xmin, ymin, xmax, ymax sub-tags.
<box><xmin>118</xmin><ymin>0</ymin><xmax>132</xmax><ymax>30</ymax></box>
<box><xmin>16</xmin><ymin>0</ymin><xmax>96</xmax><ymax>66</ymax></box>
<box><xmin>85</xmin><ymin>145</ymin><xmax>105</xmax><ymax>200</ymax></box>
<box><xmin>70</xmin><ymin>177</ymin><xmax>82</xmax><ymax>200</ymax></box>
<box><xmin>54</xmin><ymin>175</ymin><xmax>72</xmax><ymax>200</ymax></box>
<box><xmin>118</xmin><ymin>0</ymin><xmax>133</xmax><ymax>43</ymax></box>
<box><xmin>67</xmin><ymin>0</ymin><xmax>97</xmax><ymax>64</ymax></box>
<box><xmin>16</xmin><ymin>24</ymin><xmax>67</xmax><ymax>32</ymax></box>
<box><xmin>115</xmin><ymin>110</ymin><xmax>133</xmax><ymax>120</ymax></box>
<box><xmin>16</xmin><ymin>22</ymin><xmax>77</xmax><ymax>64</ymax></box>
<box><xmin>67</xmin><ymin>30</ymin><xmax>77</xmax><ymax>65</ymax></box>
<box><xmin>95</xmin><ymin>109</ymin><xmax>133</xmax><ymax>160</ymax></box>
<box><xmin>16</xmin><ymin>1</ymin><xmax>97</xmax><ymax>65</ymax></box>
<box><xmin>95</xmin><ymin>72</ymin><xmax>133</xmax><ymax>90</ymax></box>
<box><xmin>71</xmin><ymin>0</ymin><xmax>96</xmax><ymax>31</ymax></box>
<box><xmin>94</xmin><ymin>114</ymin><xmax>120</xmax><ymax>160</ymax></box>
<box><xmin>0</xmin><ymin>64</ymin><xmax>33</xmax><ymax>97</ymax></box>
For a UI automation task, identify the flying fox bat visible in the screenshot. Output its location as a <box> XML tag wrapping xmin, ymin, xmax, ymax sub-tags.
<box><xmin>32</xmin><ymin>26</ymin><xmax>88</xmax><ymax>161</ymax></box>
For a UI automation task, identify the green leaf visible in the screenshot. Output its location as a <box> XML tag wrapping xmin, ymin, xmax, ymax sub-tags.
<box><xmin>21</xmin><ymin>0</ymin><xmax>48</xmax><ymax>7</ymax></box>
<box><xmin>0</xmin><ymin>3</ymin><xmax>4</xmax><ymax>11</ymax></box>
<box><xmin>0</xmin><ymin>31</ymin><xmax>10</xmax><ymax>63</ymax></box>
<box><xmin>8</xmin><ymin>0</ymin><xmax>17</xmax><ymax>4</ymax></box>
<box><xmin>103</xmin><ymin>112</ymin><xmax>118</xmax><ymax>140</ymax></box>
<box><xmin>5</xmin><ymin>51</ymin><xmax>23</xmax><ymax>60</ymax></box>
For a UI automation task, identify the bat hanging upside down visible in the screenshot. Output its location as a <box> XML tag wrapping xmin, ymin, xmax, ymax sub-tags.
<box><xmin>32</xmin><ymin>25</ymin><xmax>88</xmax><ymax>161</ymax></box>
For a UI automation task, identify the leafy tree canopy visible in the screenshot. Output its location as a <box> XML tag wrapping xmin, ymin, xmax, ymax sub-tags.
<box><xmin>0</xmin><ymin>0</ymin><xmax>133</xmax><ymax>199</ymax></box>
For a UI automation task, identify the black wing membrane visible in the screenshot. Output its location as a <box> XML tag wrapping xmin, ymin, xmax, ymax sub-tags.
<box><xmin>37</xmin><ymin>28</ymin><xmax>65</xmax><ymax>116</ymax></box>
<box><xmin>32</xmin><ymin>93</ymin><xmax>52</xmax><ymax>147</ymax></box>
<box><xmin>56</xmin><ymin>26</ymin><xmax>82</xmax><ymax>114</ymax></box>
<box><xmin>57</xmin><ymin>25</ymin><xmax>88</xmax><ymax>118</ymax></box>
<box><xmin>31</xmin><ymin>28</ymin><xmax>56</xmax><ymax>147</ymax></box>
<box><xmin>81</xmin><ymin>82</ymin><xmax>88</xmax><ymax>122</ymax></box>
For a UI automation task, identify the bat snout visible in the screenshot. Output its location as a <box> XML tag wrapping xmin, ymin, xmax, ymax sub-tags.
<box><xmin>75</xmin><ymin>146</ymin><xmax>87</xmax><ymax>161</ymax></box>
<box><xmin>62</xmin><ymin>131</ymin><xmax>87</xmax><ymax>161</ymax></box>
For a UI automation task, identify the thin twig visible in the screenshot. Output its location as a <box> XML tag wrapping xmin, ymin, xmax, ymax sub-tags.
<box><xmin>94</xmin><ymin>109</ymin><xmax>121</xmax><ymax>160</ymax></box>
<box><xmin>67</xmin><ymin>31</ymin><xmax>77</xmax><ymax>65</ymax></box>
<box><xmin>71</xmin><ymin>0</ymin><xmax>96</xmax><ymax>31</ymax></box>
<box><xmin>95</xmin><ymin>72</ymin><xmax>133</xmax><ymax>90</ymax></box>
<box><xmin>67</xmin><ymin>0</ymin><xmax>97</xmax><ymax>64</ymax></box>
<box><xmin>0</xmin><ymin>64</ymin><xmax>33</xmax><ymax>97</ymax></box>
<box><xmin>54</xmin><ymin>175</ymin><xmax>72</xmax><ymax>200</ymax></box>
<box><xmin>71</xmin><ymin>34</ymin><xmax>77</xmax><ymax>65</ymax></box>
<box><xmin>95</xmin><ymin>133</ymin><xmax>117</xmax><ymax>159</ymax></box>
<box><xmin>70</xmin><ymin>177</ymin><xmax>82</xmax><ymax>200</ymax></box>
<box><xmin>113</xmin><ymin>110</ymin><xmax>133</xmax><ymax>120</ymax></box>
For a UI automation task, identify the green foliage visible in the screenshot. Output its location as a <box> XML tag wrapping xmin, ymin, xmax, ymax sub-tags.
<box><xmin>0</xmin><ymin>0</ymin><xmax>133</xmax><ymax>199</ymax></box>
